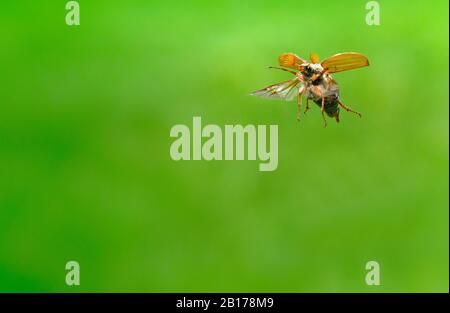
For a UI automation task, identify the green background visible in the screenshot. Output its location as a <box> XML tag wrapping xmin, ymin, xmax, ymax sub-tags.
<box><xmin>0</xmin><ymin>0</ymin><xmax>448</xmax><ymax>292</ymax></box>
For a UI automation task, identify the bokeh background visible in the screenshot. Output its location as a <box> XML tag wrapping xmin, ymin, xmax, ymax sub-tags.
<box><xmin>0</xmin><ymin>0</ymin><xmax>448</xmax><ymax>292</ymax></box>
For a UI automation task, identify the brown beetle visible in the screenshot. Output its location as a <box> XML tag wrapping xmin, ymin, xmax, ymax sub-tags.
<box><xmin>251</xmin><ymin>52</ymin><xmax>369</xmax><ymax>127</ymax></box>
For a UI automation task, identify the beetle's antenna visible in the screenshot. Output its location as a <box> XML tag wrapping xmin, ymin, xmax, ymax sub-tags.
<box><xmin>268</xmin><ymin>66</ymin><xmax>297</xmax><ymax>75</ymax></box>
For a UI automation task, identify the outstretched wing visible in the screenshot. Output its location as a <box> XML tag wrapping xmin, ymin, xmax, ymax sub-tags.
<box><xmin>278</xmin><ymin>53</ymin><xmax>307</xmax><ymax>71</ymax></box>
<box><xmin>250</xmin><ymin>78</ymin><xmax>301</xmax><ymax>101</ymax></box>
<box><xmin>321</xmin><ymin>52</ymin><xmax>369</xmax><ymax>73</ymax></box>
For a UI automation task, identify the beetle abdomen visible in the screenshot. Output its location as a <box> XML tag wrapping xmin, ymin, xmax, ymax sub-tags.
<box><xmin>313</xmin><ymin>95</ymin><xmax>340</xmax><ymax>117</ymax></box>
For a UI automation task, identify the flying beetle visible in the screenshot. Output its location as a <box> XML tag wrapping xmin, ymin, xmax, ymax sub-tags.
<box><xmin>250</xmin><ymin>52</ymin><xmax>370</xmax><ymax>127</ymax></box>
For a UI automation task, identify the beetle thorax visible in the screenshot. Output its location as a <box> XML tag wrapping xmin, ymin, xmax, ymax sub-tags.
<box><xmin>300</xmin><ymin>63</ymin><xmax>324</xmax><ymax>80</ymax></box>
<box><xmin>309</xmin><ymin>63</ymin><xmax>323</xmax><ymax>73</ymax></box>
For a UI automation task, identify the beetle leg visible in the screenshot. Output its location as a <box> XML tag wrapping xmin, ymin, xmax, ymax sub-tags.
<box><xmin>268</xmin><ymin>66</ymin><xmax>297</xmax><ymax>75</ymax></box>
<box><xmin>310</xmin><ymin>85</ymin><xmax>327</xmax><ymax>127</ymax></box>
<box><xmin>338</xmin><ymin>100</ymin><xmax>362</xmax><ymax>117</ymax></box>
<box><xmin>321</xmin><ymin>97</ymin><xmax>327</xmax><ymax>128</ymax></box>
<box><xmin>297</xmin><ymin>86</ymin><xmax>305</xmax><ymax>121</ymax></box>
<box><xmin>304</xmin><ymin>97</ymin><xmax>309</xmax><ymax>114</ymax></box>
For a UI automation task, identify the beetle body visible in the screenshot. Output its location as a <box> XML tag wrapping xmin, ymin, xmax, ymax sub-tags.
<box><xmin>251</xmin><ymin>52</ymin><xmax>369</xmax><ymax>126</ymax></box>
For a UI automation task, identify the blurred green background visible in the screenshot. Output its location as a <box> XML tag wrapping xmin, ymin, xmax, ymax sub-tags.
<box><xmin>0</xmin><ymin>0</ymin><xmax>448</xmax><ymax>292</ymax></box>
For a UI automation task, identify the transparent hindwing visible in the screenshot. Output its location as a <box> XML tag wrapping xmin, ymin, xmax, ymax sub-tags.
<box><xmin>250</xmin><ymin>78</ymin><xmax>302</xmax><ymax>101</ymax></box>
